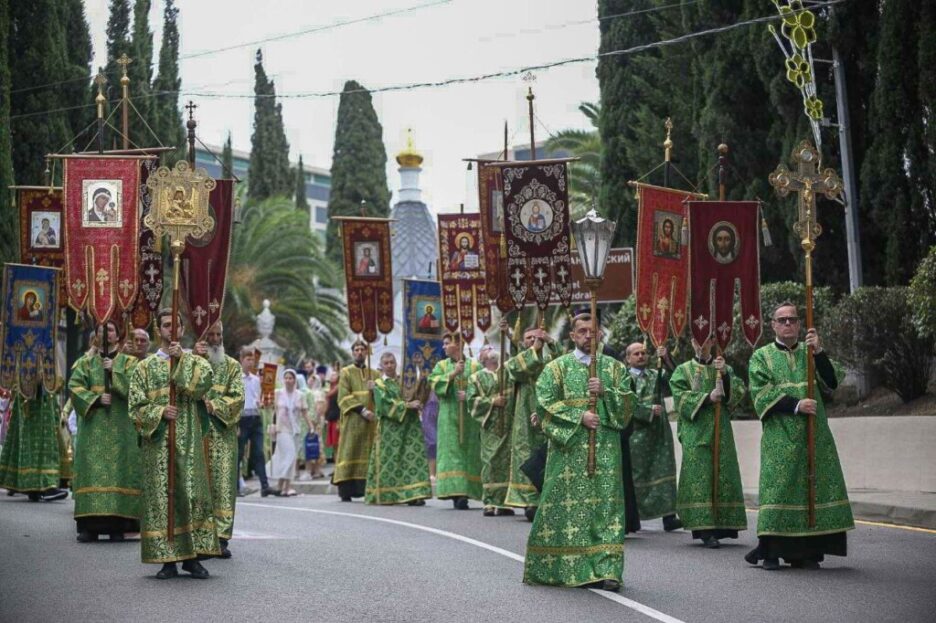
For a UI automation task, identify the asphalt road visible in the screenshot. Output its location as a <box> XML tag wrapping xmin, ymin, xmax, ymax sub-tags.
<box><xmin>1</xmin><ymin>492</ymin><xmax>934</xmax><ymax>623</ymax></box>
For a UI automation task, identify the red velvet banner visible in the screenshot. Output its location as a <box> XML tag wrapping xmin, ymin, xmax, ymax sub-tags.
<box><xmin>634</xmin><ymin>183</ymin><xmax>703</xmax><ymax>347</ymax></box>
<box><xmin>438</xmin><ymin>213</ymin><xmax>491</xmax><ymax>343</ymax></box>
<box><xmin>62</xmin><ymin>156</ymin><xmax>150</xmax><ymax>323</ymax></box>
<box><xmin>16</xmin><ymin>187</ymin><xmax>66</xmax><ymax>305</ymax></box>
<box><xmin>688</xmin><ymin>200</ymin><xmax>762</xmax><ymax>349</ymax></box>
<box><xmin>492</xmin><ymin>160</ymin><xmax>573</xmax><ymax>311</ymax></box>
<box><xmin>338</xmin><ymin>217</ymin><xmax>394</xmax><ymax>343</ymax></box>
<box><xmin>476</xmin><ymin>161</ymin><xmax>513</xmax><ymax>313</ymax></box>
<box><xmin>181</xmin><ymin>179</ymin><xmax>234</xmax><ymax>340</ymax></box>
<box><xmin>133</xmin><ymin>159</ymin><xmax>162</xmax><ymax>329</ymax></box>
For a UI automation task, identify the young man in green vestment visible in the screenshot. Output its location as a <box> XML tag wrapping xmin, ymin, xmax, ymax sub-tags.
<box><xmin>0</xmin><ymin>388</ymin><xmax>68</xmax><ymax>502</ymax></box>
<box><xmin>624</xmin><ymin>342</ymin><xmax>681</xmax><ymax>532</ymax></box>
<box><xmin>503</xmin><ymin>323</ymin><xmax>554</xmax><ymax>521</ymax></box>
<box><xmin>669</xmin><ymin>337</ymin><xmax>747</xmax><ymax>549</ymax></box>
<box><xmin>68</xmin><ymin>320</ymin><xmax>142</xmax><ymax>542</ymax></box>
<box><xmin>128</xmin><ymin>308</ymin><xmax>218</xmax><ymax>580</ymax></box>
<box><xmin>194</xmin><ymin>321</ymin><xmax>245</xmax><ymax>559</ymax></box>
<box><xmin>466</xmin><ymin>347</ymin><xmax>514</xmax><ymax>517</ymax></box>
<box><xmin>745</xmin><ymin>302</ymin><xmax>853</xmax><ymax>571</ymax></box>
<box><xmin>523</xmin><ymin>313</ymin><xmax>636</xmax><ymax>592</ymax></box>
<box><xmin>364</xmin><ymin>352</ymin><xmax>431</xmax><ymax>506</ymax></box>
<box><xmin>429</xmin><ymin>333</ymin><xmax>483</xmax><ymax>509</ymax></box>
<box><xmin>333</xmin><ymin>340</ymin><xmax>380</xmax><ymax>502</ymax></box>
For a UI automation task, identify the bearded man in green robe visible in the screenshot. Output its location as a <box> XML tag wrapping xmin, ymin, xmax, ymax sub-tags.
<box><xmin>503</xmin><ymin>323</ymin><xmax>553</xmax><ymax>521</ymax></box>
<box><xmin>194</xmin><ymin>321</ymin><xmax>244</xmax><ymax>559</ymax></box>
<box><xmin>128</xmin><ymin>308</ymin><xmax>218</xmax><ymax>580</ymax></box>
<box><xmin>624</xmin><ymin>342</ymin><xmax>681</xmax><ymax>532</ymax></box>
<box><xmin>333</xmin><ymin>339</ymin><xmax>380</xmax><ymax>502</ymax></box>
<box><xmin>466</xmin><ymin>347</ymin><xmax>514</xmax><ymax>517</ymax></box>
<box><xmin>745</xmin><ymin>302</ymin><xmax>853</xmax><ymax>571</ymax></box>
<box><xmin>365</xmin><ymin>352</ymin><xmax>431</xmax><ymax>506</ymax></box>
<box><xmin>669</xmin><ymin>337</ymin><xmax>747</xmax><ymax>549</ymax></box>
<box><xmin>68</xmin><ymin>320</ymin><xmax>142</xmax><ymax>542</ymax></box>
<box><xmin>523</xmin><ymin>313</ymin><xmax>635</xmax><ymax>593</ymax></box>
<box><xmin>429</xmin><ymin>333</ymin><xmax>482</xmax><ymax>509</ymax></box>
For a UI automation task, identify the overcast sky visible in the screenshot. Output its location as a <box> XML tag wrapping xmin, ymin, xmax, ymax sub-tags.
<box><xmin>84</xmin><ymin>0</ymin><xmax>601</xmax><ymax>213</ymax></box>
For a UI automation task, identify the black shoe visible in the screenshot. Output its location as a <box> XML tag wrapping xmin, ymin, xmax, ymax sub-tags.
<box><xmin>744</xmin><ymin>548</ymin><xmax>760</xmax><ymax>565</ymax></box>
<box><xmin>109</xmin><ymin>533</ymin><xmax>126</xmax><ymax>542</ymax></box>
<box><xmin>340</xmin><ymin>496</ymin><xmax>352</xmax><ymax>502</ymax></box>
<box><xmin>453</xmin><ymin>497</ymin><xmax>469</xmax><ymax>510</ymax></box>
<box><xmin>483</xmin><ymin>507</ymin><xmax>496</xmax><ymax>517</ymax></box>
<box><xmin>219</xmin><ymin>539</ymin><xmax>232</xmax><ymax>559</ymax></box>
<box><xmin>524</xmin><ymin>506</ymin><xmax>537</xmax><ymax>522</ymax></box>
<box><xmin>702</xmin><ymin>536</ymin><xmax>720</xmax><ymax>549</ymax></box>
<box><xmin>40</xmin><ymin>488</ymin><xmax>68</xmax><ymax>502</ymax></box>
<box><xmin>76</xmin><ymin>531</ymin><xmax>98</xmax><ymax>543</ymax></box>
<box><xmin>260</xmin><ymin>488</ymin><xmax>275</xmax><ymax>498</ymax></box>
<box><xmin>406</xmin><ymin>499</ymin><xmax>426</xmax><ymax>506</ymax></box>
<box><xmin>181</xmin><ymin>560</ymin><xmax>209</xmax><ymax>579</ymax></box>
<box><xmin>27</xmin><ymin>492</ymin><xmax>41</xmax><ymax>502</ymax></box>
<box><xmin>156</xmin><ymin>563</ymin><xmax>178</xmax><ymax>580</ymax></box>
<box><xmin>238</xmin><ymin>487</ymin><xmax>257</xmax><ymax>498</ymax></box>
<box><xmin>495</xmin><ymin>508</ymin><xmax>516</xmax><ymax>516</ymax></box>
<box><xmin>6</xmin><ymin>490</ymin><xmax>15</xmax><ymax>496</ymax></box>
<box><xmin>763</xmin><ymin>558</ymin><xmax>781</xmax><ymax>571</ymax></box>
<box><xmin>662</xmin><ymin>515</ymin><xmax>683</xmax><ymax>532</ymax></box>
<box><xmin>801</xmin><ymin>559</ymin><xmax>820</xmax><ymax>570</ymax></box>
<box><xmin>600</xmin><ymin>580</ymin><xmax>621</xmax><ymax>592</ymax></box>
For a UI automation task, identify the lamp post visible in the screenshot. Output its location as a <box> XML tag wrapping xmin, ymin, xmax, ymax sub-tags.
<box><xmin>571</xmin><ymin>209</ymin><xmax>616</xmax><ymax>477</ymax></box>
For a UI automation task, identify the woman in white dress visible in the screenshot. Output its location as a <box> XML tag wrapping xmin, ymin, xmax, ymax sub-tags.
<box><xmin>270</xmin><ymin>370</ymin><xmax>310</xmax><ymax>496</ymax></box>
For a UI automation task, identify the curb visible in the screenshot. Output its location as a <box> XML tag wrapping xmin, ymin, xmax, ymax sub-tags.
<box><xmin>743</xmin><ymin>492</ymin><xmax>936</xmax><ymax>531</ymax></box>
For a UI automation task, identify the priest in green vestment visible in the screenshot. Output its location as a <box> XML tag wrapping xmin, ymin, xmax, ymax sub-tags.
<box><xmin>669</xmin><ymin>337</ymin><xmax>747</xmax><ymax>548</ymax></box>
<box><xmin>623</xmin><ymin>343</ymin><xmax>681</xmax><ymax>532</ymax></box>
<box><xmin>429</xmin><ymin>333</ymin><xmax>482</xmax><ymax>509</ymax></box>
<box><xmin>334</xmin><ymin>339</ymin><xmax>380</xmax><ymax>501</ymax></box>
<box><xmin>364</xmin><ymin>352</ymin><xmax>431</xmax><ymax>506</ymax></box>
<box><xmin>745</xmin><ymin>302</ymin><xmax>853</xmax><ymax>571</ymax></box>
<box><xmin>503</xmin><ymin>324</ymin><xmax>553</xmax><ymax>520</ymax></box>
<box><xmin>128</xmin><ymin>308</ymin><xmax>218</xmax><ymax>580</ymax></box>
<box><xmin>195</xmin><ymin>321</ymin><xmax>245</xmax><ymax>559</ymax></box>
<box><xmin>0</xmin><ymin>388</ymin><xmax>68</xmax><ymax>502</ymax></box>
<box><xmin>466</xmin><ymin>347</ymin><xmax>514</xmax><ymax>517</ymax></box>
<box><xmin>523</xmin><ymin>313</ymin><xmax>635</xmax><ymax>592</ymax></box>
<box><xmin>68</xmin><ymin>320</ymin><xmax>142</xmax><ymax>542</ymax></box>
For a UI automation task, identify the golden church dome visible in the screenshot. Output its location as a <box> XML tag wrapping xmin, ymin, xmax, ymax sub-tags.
<box><xmin>396</xmin><ymin>129</ymin><xmax>423</xmax><ymax>168</ymax></box>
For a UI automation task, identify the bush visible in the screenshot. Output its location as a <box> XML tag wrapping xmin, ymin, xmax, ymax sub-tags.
<box><xmin>909</xmin><ymin>246</ymin><xmax>936</xmax><ymax>340</ymax></box>
<box><xmin>824</xmin><ymin>286</ymin><xmax>933</xmax><ymax>403</ymax></box>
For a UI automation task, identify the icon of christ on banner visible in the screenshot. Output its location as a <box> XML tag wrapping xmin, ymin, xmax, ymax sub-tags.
<box><xmin>354</xmin><ymin>242</ymin><xmax>381</xmax><ymax>277</ymax></box>
<box><xmin>708</xmin><ymin>221</ymin><xmax>740</xmax><ymax>264</ymax></box>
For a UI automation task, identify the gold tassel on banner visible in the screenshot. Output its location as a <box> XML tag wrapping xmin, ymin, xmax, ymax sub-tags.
<box><xmin>680</xmin><ymin>217</ymin><xmax>690</xmax><ymax>246</ymax></box>
<box><xmin>759</xmin><ymin>202</ymin><xmax>773</xmax><ymax>247</ymax></box>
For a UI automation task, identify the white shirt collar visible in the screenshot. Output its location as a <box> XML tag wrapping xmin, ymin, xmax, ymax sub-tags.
<box><xmin>156</xmin><ymin>349</ymin><xmax>170</xmax><ymax>360</ymax></box>
<box><xmin>629</xmin><ymin>367</ymin><xmax>644</xmax><ymax>377</ymax></box>
<box><xmin>573</xmin><ymin>348</ymin><xmax>591</xmax><ymax>365</ymax></box>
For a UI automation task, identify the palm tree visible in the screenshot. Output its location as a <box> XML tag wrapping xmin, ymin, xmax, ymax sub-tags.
<box><xmin>223</xmin><ymin>195</ymin><xmax>347</xmax><ymax>362</ymax></box>
<box><xmin>545</xmin><ymin>102</ymin><xmax>602</xmax><ymax>220</ymax></box>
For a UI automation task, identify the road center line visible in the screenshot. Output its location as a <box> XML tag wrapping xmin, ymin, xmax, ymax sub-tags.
<box><xmin>240</xmin><ymin>502</ymin><xmax>686</xmax><ymax>623</ymax></box>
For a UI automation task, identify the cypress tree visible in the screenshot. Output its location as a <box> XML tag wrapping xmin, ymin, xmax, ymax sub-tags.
<box><xmin>152</xmin><ymin>0</ymin><xmax>184</xmax><ymax>162</ymax></box>
<box><xmin>0</xmin><ymin>0</ymin><xmax>16</xmax><ymax>263</ymax></box>
<box><xmin>101</xmin><ymin>0</ymin><xmax>131</xmax><ymax>148</ymax></box>
<box><xmin>325</xmin><ymin>79</ymin><xmax>390</xmax><ymax>265</ymax></box>
<box><xmin>248</xmin><ymin>49</ymin><xmax>292</xmax><ymax>201</ymax></box>
<box><xmin>128</xmin><ymin>0</ymin><xmax>154</xmax><ymax>147</ymax></box>
<box><xmin>60</xmin><ymin>0</ymin><xmax>93</xmax><ymax>143</ymax></box>
<box><xmin>221</xmin><ymin>132</ymin><xmax>234</xmax><ymax>178</ymax></box>
<box><xmin>295</xmin><ymin>155</ymin><xmax>310</xmax><ymax>213</ymax></box>
<box><xmin>9</xmin><ymin>0</ymin><xmax>70</xmax><ymax>184</ymax></box>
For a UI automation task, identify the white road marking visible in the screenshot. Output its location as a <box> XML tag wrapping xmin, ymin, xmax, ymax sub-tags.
<box><xmin>240</xmin><ymin>502</ymin><xmax>686</xmax><ymax>623</ymax></box>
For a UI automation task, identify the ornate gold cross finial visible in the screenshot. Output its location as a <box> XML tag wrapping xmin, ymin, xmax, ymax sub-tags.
<box><xmin>185</xmin><ymin>100</ymin><xmax>198</xmax><ymax>121</ymax></box>
<box><xmin>117</xmin><ymin>53</ymin><xmax>132</xmax><ymax>78</ymax></box>
<box><xmin>663</xmin><ymin>117</ymin><xmax>674</xmax><ymax>161</ymax></box>
<box><xmin>94</xmin><ymin>70</ymin><xmax>107</xmax><ymax>94</ymax></box>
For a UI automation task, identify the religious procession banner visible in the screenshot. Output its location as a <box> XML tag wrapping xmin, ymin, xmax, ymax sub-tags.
<box><xmin>62</xmin><ymin>155</ymin><xmax>152</xmax><ymax>323</ymax></box>
<box><xmin>181</xmin><ymin>179</ymin><xmax>235</xmax><ymax>340</ymax></box>
<box><xmin>132</xmin><ymin>159</ymin><xmax>162</xmax><ymax>329</ymax></box>
<box><xmin>476</xmin><ymin>161</ymin><xmax>513</xmax><ymax>313</ymax></box>
<box><xmin>15</xmin><ymin>186</ymin><xmax>66</xmax><ymax>305</ymax></box>
<box><xmin>437</xmin><ymin>213</ymin><xmax>491</xmax><ymax>343</ymax></box>
<box><xmin>402</xmin><ymin>278</ymin><xmax>445</xmax><ymax>403</ymax></box>
<box><xmin>490</xmin><ymin>159</ymin><xmax>574</xmax><ymax>311</ymax></box>
<box><xmin>0</xmin><ymin>264</ymin><xmax>60</xmax><ymax>399</ymax></box>
<box><xmin>335</xmin><ymin>217</ymin><xmax>394</xmax><ymax>343</ymax></box>
<box><xmin>634</xmin><ymin>183</ymin><xmax>705</xmax><ymax>347</ymax></box>
<box><xmin>688</xmin><ymin>200</ymin><xmax>763</xmax><ymax>349</ymax></box>
<box><xmin>261</xmin><ymin>363</ymin><xmax>277</xmax><ymax>405</ymax></box>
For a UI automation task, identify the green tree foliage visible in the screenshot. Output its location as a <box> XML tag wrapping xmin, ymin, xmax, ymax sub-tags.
<box><xmin>0</xmin><ymin>0</ymin><xmax>15</xmax><ymax>263</ymax></box>
<box><xmin>325</xmin><ymin>79</ymin><xmax>390</xmax><ymax>266</ymax></box>
<box><xmin>221</xmin><ymin>133</ymin><xmax>234</xmax><ymax>178</ymax></box>
<box><xmin>60</xmin><ymin>0</ymin><xmax>93</xmax><ymax>142</ymax></box>
<box><xmin>295</xmin><ymin>155</ymin><xmax>310</xmax><ymax>213</ymax></box>
<box><xmin>127</xmin><ymin>0</ymin><xmax>154</xmax><ymax>148</ymax></box>
<box><xmin>545</xmin><ymin>102</ymin><xmax>601</xmax><ymax>219</ymax></box>
<box><xmin>9</xmin><ymin>0</ymin><xmax>70</xmax><ymax>185</ymax></box>
<box><xmin>908</xmin><ymin>246</ymin><xmax>936</xmax><ymax>340</ymax></box>
<box><xmin>152</xmin><ymin>0</ymin><xmax>184</xmax><ymax>162</ymax></box>
<box><xmin>100</xmin><ymin>0</ymin><xmax>131</xmax><ymax>149</ymax></box>
<box><xmin>223</xmin><ymin>196</ymin><xmax>346</xmax><ymax>362</ymax></box>
<box><xmin>247</xmin><ymin>50</ymin><xmax>292</xmax><ymax>201</ymax></box>
<box><xmin>825</xmin><ymin>287</ymin><xmax>933</xmax><ymax>403</ymax></box>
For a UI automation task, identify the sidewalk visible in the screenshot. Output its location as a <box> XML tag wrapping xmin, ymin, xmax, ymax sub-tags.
<box><xmin>743</xmin><ymin>488</ymin><xmax>936</xmax><ymax>531</ymax></box>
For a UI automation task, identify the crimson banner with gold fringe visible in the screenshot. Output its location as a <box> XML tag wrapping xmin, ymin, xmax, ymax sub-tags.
<box><xmin>181</xmin><ymin>179</ymin><xmax>235</xmax><ymax>340</ymax></box>
<box><xmin>490</xmin><ymin>160</ymin><xmax>573</xmax><ymax>311</ymax></box>
<box><xmin>130</xmin><ymin>158</ymin><xmax>162</xmax><ymax>329</ymax></box>
<box><xmin>0</xmin><ymin>264</ymin><xmax>60</xmax><ymax>399</ymax></box>
<box><xmin>476</xmin><ymin>161</ymin><xmax>513</xmax><ymax>313</ymax></box>
<box><xmin>62</xmin><ymin>155</ymin><xmax>152</xmax><ymax>323</ymax></box>
<box><xmin>16</xmin><ymin>186</ymin><xmax>66</xmax><ymax>305</ymax></box>
<box><xmin>336</xmin><ymin>217</ymin><xmax>394</xmax><ymax>343</ymax></box>
<box><xmin>438</xmin><ymin>213</ymin><xmax>491</xmax><ymax>343</ymax></box>
<box><xmin>634</xmin><ymin>183</ymin><xmax>705</xmax><ymax>347</ymax></box>
<box><xmin>688</xmin><ymin>200</ymin><xmax>763</xmax><ymax>349</ymax></box>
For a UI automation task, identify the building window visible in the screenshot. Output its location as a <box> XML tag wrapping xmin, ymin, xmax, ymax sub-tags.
<box><xmin>315</xmin><ymin>206</ymin><xmax>328</xmax><ymax>224</ymax></box>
